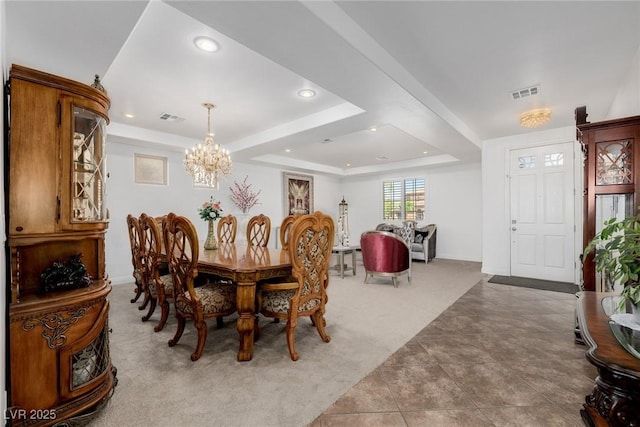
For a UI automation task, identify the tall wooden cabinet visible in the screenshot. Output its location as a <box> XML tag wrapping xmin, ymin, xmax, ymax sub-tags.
<box><xmin>577</xmin><ymin>109</ymin><xmax>640</xmax><ymax>291</ymax></box>
<box><xmin>6</xmin><ymin>65</ymin><xmax>116</xmax><ymax>425</ymax></box>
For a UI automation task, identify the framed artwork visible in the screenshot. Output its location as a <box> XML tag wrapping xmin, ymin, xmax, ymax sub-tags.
<box><xmin>134</xmin><ymin>154</ymin><xmax>167</xmax><ymax>185</ymax></box>
<box><xmin>283</xmin><ymin>172</ymin><xmax>313</xmax><ymax>215</ymax></box>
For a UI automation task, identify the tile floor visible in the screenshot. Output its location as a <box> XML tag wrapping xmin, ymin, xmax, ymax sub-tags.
<box><xmin>311</xmin><ymin>279</ymin><xmax>597</xmax><ymax>427</ymax></box>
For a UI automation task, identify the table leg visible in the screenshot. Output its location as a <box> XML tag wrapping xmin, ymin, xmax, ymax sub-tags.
<box><xmin>235</xmin><ymin>280</ymin><xmax>256</xmax><ymax>361</ymax></box>
<box><xmin>351</xmin><ymin>249</ymin><xmax>356</xmax><ymax>275</ymax></box>
<box><xmin>340</xmin><ymin>251</ymin><xmax>345</xmax><ymax>278</ymax></box>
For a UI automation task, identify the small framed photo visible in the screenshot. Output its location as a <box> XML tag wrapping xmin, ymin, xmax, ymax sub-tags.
<box><xmin>283</xmin><ymin>172</ymin><xmax>313</xmax><ymax>215</ymax></box>
<box><xmin>134</xmin><ymin>154</ymin><xmax>167</xmax><ymax>185</ymax></box>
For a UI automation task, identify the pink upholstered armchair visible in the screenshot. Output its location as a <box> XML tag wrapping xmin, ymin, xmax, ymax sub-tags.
<box><xmin>360</xmin><ymin>231</ymin><xmax>411</xmax><ymax>288</ymax></box>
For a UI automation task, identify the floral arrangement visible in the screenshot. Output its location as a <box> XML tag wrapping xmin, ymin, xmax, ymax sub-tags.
<box><xmin>229</xmin><ymin>175</ymin><xmax>261</xmax><ymax>213</ymax></box>
<box><xmin>198</xmin><ymin>197</ymin><xmax>223</xmax><ymax>221</ymax></box>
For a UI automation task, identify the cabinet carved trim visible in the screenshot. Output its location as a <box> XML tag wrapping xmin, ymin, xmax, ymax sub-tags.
<box><xmin>22</xmin><ymin>308</ymin><xmax>88</xmax><ymax>349</ymax></box>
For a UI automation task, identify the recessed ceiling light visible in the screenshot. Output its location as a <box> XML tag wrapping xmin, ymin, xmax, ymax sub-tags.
<box><xmin>346</xmin><ymin>163</ymin><xmax>351</xmax><ymax>167</ymax></box>
<box><xmin>423</xmin><ymin>150</ymin><xmax>428</xmax><ymax>154</ymax></box>
<box><xmin>298</xmin><ymin>89</ymin><xmax>316</xmax><ymax>98</ymax></box>
<box><xmin>370</xmin><ymin>127</ymin><xmax>377</xmax><ymax>132</ymax></box>
<box><xmin>124</xmin><ymin>113</ymin><xmax>135</xmax><ymax>119</ymax></box>
<box><xmin>194</xmin><ymin>36</ymin><xmax>220</xmax><ymax>53</ymax></box>
<box><xmin>285</xmin><ymin>149</ymin><xmax>291</xmax><ymax>153</ymax></box>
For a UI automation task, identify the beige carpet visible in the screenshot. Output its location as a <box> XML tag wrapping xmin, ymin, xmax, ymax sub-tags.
<box><xmin>92</xmin><ymin>257</ymin><xmax>484</xmax><ymax>427</ymax></box>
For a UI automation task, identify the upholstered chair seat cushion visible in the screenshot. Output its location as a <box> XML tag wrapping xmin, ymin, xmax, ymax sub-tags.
<box><xmin>176</xmin><ymin>282</ymin><xmax>237</xmax><ymax>315</ymax></box>
<box><xmin>148</xmin><ymin>274</ymin><xmax>174</xmax><ymax>298</ymax></box>
<box><xmin>260</xmin><ymin>287</ymin><xmax>320</xmax><ymax>314</ymax></box>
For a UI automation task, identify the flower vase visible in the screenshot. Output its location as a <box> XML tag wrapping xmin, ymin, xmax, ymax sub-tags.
<box><xmin>204</xmin><ymin>219</ymin><xmax>217</xmax><ymax>250</ymax></box>
<box><xmin>238</xmin><ymin>212</ymin><xmax>251</xmax><ymax>244</ymax></box>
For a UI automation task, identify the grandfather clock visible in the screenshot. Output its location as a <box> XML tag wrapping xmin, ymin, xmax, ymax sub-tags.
<box><xmin>577</xmin><ymin>106</ymin><xmax>640</xmax><ymax>291</ymax></box>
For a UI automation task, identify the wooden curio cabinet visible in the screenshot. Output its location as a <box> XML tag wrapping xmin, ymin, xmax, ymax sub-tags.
<box><xmin>6</xmin><ymin>65</ymin><xmax>116</xmax><ymax>425</ymax></box>
<box><xmin>577</xmin><ymin>109</ymin><xmax>640</xmax><ymax>291</ymax></box>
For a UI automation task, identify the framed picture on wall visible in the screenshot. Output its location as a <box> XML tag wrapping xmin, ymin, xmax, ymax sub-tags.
<box><xmin>283</xmin><ymin>172</ymin><xmax>314</xmax><ymax>215</ymax></box>
<box><xmin>134</xmin><ymin>154</ymin><xmax>167</xmax><ymax>185</ymax></box>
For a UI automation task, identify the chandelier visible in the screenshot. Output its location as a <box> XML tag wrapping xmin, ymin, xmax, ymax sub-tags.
<box><xmin>184</xmin><ymin>103</ymin><xmax>232</xmax><ymax>188</ymax></box>
<box><xmin>520</xmin><ymin>108</ymin><xmax>552</xmax><ymax>128</ymax></box>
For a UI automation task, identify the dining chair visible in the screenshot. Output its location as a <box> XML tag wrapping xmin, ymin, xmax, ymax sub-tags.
<box><xmin>256</xmin><ymin>211</ymin><xmax>335</xmax><ymax>361</ymax></box>
<box><xmin>217</xmin><ymin>214</ymin><xmax>237</xmax><ymax>244</ymax></box>
<box><xmin>139</xmin><ymin>213</ymin><xmax>174</xmax><ymax>332</ymax></box>
<box><xmin>162</xmin><ymin>212</ymin><xmax>237</xmax><ymax>361</ymax></box>
<box><xmin>247</xmin><ymin>214</ymin><xmax>271</xmax><ymax>247</ymax></box>
<box><xmin>279</xmin><ymin>214</ymin><xmax>300</xmax><ymax>251</ymax></box>
<box><xmin>126</xmin><ymin>214</ymin><xmax>148</xmax><ymax>308</ymax></box>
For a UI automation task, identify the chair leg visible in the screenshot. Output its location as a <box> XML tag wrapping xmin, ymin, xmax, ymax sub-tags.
<box><xmin>141</xmin><ymin>297</ymin><xmax>157</xmax><ymax>322</ymax></box>
<box><xmin>312</xmin><ymin>311</ymin><xmax>331</xmax><ymax>343</ymax></box>
<box><xmin>191</xmin><ymin>320</ymin><xmax>208</xmax><ymax>361</ymax></box>
<box><xmin>216</xmin><ymin>317</ymin><xmax>224</xmax><ymax>328</ymax></box>
<box><xmin>285</xmin><ymin>320</ymin><xmax>299</xmax><ymax>361</ymax></box>
<box><xmin>168</xmin><ymin>315</ymin><xmax>186</xmax><ymax>347</ymax></box>
<box><xmin>392</xmin><ymin>277</ymin><xmax>398</xmax><ymax>288</ymax></box>
<box><xmin>138</xmin><ymin>289</ymin><xmax>150</xmax><ymax>310</ymax></box>
<box><xmin>154</xmin><ymin>300</ymin><xmax>170</xmax><ymax>332</ymax></box>
<box><xmin>130</xmin><ymin>280</ymin><xmax>142</xmax><ymax>303</ymax></box>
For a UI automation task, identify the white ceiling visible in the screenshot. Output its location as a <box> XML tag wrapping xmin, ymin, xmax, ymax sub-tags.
<box><xmin>5</xmin><ymin>1</ymin><xmax>639</xmax><ymax>177</ymax></box>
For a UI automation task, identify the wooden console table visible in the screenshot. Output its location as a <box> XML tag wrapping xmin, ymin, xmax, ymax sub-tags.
<box><xmin>576</xmin><ymin>291</ymin><xmax>640</xmax><ymax>426</ymax></box>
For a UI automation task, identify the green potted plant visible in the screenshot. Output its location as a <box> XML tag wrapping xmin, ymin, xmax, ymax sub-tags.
<box><xmin>584</xmin><ymin>213</ymin><xmax>640</xmax><ymax>320</ymax></box>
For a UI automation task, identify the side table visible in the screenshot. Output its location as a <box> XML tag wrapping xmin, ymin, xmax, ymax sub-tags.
<box><xmin>331</xmin><ymin>246</ymin><xmax>358</xmax><ymax>278</ymax></box>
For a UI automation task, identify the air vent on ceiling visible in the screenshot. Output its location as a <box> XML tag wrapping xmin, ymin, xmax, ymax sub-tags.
<box><xmin>159</xmin><ymin>113</ymin><xmax>185</xmax><ymax>123</ymax></box>
<box><xmin>511</xmin><ymin>85</ymin><xmax>540</xmax><ymax>100</ymax></box>
<box><xmin>376</xmin><ymin>156</ymin><xmax>389</xmax><ymax>161</ymax></box>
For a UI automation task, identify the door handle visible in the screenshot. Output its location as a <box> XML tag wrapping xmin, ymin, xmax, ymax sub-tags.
<box><xmin>511</xmin><ymin>227</ymin><xmax>517</xmax><ymax>231</ymax></box>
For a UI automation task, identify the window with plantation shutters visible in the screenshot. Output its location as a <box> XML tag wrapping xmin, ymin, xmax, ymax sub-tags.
<box><xmin>404</xmin><ymin>178</ymin><xmax>425</xmax><ymax>221</ymax></box>
<box><xmin>383</xmin><ymin>180</ymin><xmax>402</xmax><ymax>220</ymax></box>
<box><xmin>382</xmin><ymin>178</ymin><xmax>425</xmax><ymax>220</ymax></box>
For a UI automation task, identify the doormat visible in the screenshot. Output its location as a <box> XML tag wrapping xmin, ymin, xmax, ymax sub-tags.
<box><xmin>488</xmin><ymin>275</ymin><xmax>578</xmax><ymax>294</ymax></box>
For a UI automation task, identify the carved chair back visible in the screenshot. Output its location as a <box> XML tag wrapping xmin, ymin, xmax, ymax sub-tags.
<box><xmin>289</xmin><ymin>212</ymin><xmax>335</xmax><ymax>309</ymax></box>
<box><xmin>139</xmin><ymin>213</ymin><xmax>175</xmax><ymax>330</ymax></box>
<box><xmin>126</xmin><ymin>214</ymin><xmax>144</xmax><ymax>292</ymax></box>
<box><xmin>279</xmin><ymin>214</ymin><xmax>300</xmax><ymax>251</ymax></box>
<box><xmin>247</xmin><ymin>214</ymin><xmax>271</xmax><ymax>247</ymax></box>
<box><xmin>139</xmin><ymin>213</ymin><xmax>162</xmax><ymax>295</ymax></box>
<box><xmin>162</xmin><ymin>213</ymin><xmax>199</xmax><ymax>305</ymax></box>
<box><xmin>217</xmin><ymin>214</ymin><xmax>237</xmax><ymax>244</ymax></box>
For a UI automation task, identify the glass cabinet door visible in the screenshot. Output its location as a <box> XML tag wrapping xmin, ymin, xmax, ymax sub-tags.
<box><xmin>71</xmin><ymin>105</ymin><xmax>107</xmax><ymax>223</ymax></box>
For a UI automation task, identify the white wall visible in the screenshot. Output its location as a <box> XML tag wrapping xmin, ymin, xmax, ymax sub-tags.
<box><xmin>105</xmin><ymin>139</ymin><xmax>341</xmax><ymax>284</ymax></box>
<box><xmin>341</xmin><ymin>162</ymin><xmax>482</xmax><ymax>262</ymax></box>
<box><xmin>608</xmin><ymin>45</ymin><xmax>640</xmax><ymax>119</ymax></box>
<box><xmin>481</xmin><ymin>126</ymin><xmax>580</xmax><ymax>279</ymax></box>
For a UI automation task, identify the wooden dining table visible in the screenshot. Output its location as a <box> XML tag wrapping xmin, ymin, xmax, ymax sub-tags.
<box><xmin>197</xmin><ymin>243</ymin><xmax>292</xmax><ymax>361</ymax></box>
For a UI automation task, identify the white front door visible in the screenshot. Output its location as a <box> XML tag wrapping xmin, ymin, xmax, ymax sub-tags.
<box><xmin>509</xmin><ymin>143</ymin><xmax>575</xmax><ymax>282</ymax></box>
